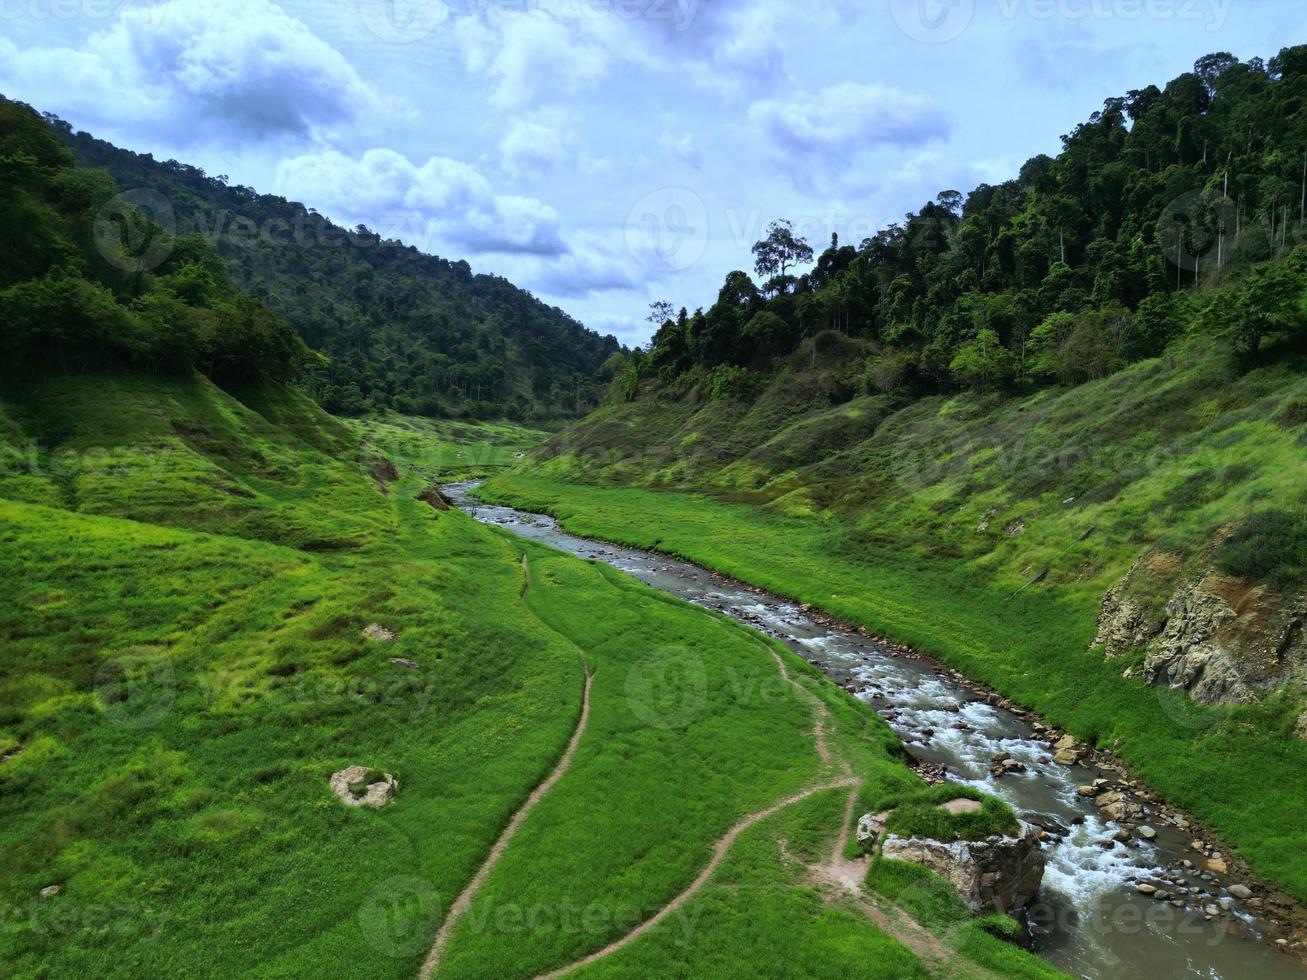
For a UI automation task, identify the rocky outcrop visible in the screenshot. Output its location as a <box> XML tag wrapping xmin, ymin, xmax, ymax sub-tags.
<box><xmin>856</xmin><ymin>810</ymin><xmax>890</xmax><ymax>849</ymax></box>
<box><xmin>1096</xmin><ymin>554</ymin><xmax>1307</xmax><ymax>706</ymax></box>
<box><xmin>362</xmin><ymin>624</ymin><xmax>397</xmax><ymax>643</ymax></box>
<box><xmin>1092</xmin><ymin>552</ymin><xmax>1178</xmax><ymax>655</ymax></box>
<box><xmin>329</xmin><ymin>766</ymin><xmax>397</xmax><ymax>807</ymax></box>
<box><xmin>418</xmin><ymin>488</ymin><xmax>451</xmax><ymax>510</ymax></box>
<box><xmin>1142</xmin><ymin>573</ymin><xmax>1307</xmax><ymax>705</ymax></box>
<box><xmin>880</xmin><ymin>822</ymin><xmax>1045</xmax><ymax>913</ymax></box>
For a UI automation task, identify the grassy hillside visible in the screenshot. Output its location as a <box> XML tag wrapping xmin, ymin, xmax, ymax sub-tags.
<box><xmin>0</xmin><ymin>366</ymin><xmax>1057</xmax><ymax>978</ymax></box>
<box><xmin>483</xmin><ymin>337</ymin><xmax>1307</xmax><ymax>900</ymax></box>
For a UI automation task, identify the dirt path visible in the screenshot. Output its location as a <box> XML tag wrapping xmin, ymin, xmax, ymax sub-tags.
<box><xmin>535</xmin><ymin>776</ymin><xmax>860</xmax><ymax>980</ymax></box>
<box><xmin>419</xmin><ymin>665</ymin><xmax>593</xmax><ymax>980</ymax></box>
<box><xmin>747</xmin><ymin>635</ymin><xmax>841</xmax><ymax>772</ymax></box>
<box><xmin>532</xmin><ymin>631</ymin><xmax>856</xmax><ymax>978</ymax></box>
<box><xmin>802</xmin><ymin>788</ymin><xmax>1000</xmax><ymax>980</ymax></box>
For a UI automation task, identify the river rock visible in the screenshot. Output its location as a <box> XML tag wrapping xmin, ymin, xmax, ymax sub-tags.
<box><xmin>880</xmin><ymin>822</ymin><xmax>1045</xmax><ymax>913</ymax></box>
<box><xmin>1136</xmin><ymin>883</ymin><xmax>1158</xmax><ymax>895</ymax></box>
<box><xmin>329</xmin><ymin>766</ymin><xmax>397</xmax><ymax>807</ymax></box>
<box><xmin>1228</xmin><ymin>884</ymin><xmax>1252</xmax><ymax>899</ymax></box>
<box><xmin>1137</xmin><ymin>825</ymin><xmax>1157</xmax><ymax>840</ymax></box>
<box><xmin>1205</xmin><ymin>856</ymin><xmax>1228</xmax><ymax>875</ymax></box>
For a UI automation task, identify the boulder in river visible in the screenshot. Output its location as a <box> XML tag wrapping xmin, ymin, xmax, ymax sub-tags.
<box><xmin>881</xmin><ymin>822</ymin><xmax>1045</xmax><ymax>912</ymax></box>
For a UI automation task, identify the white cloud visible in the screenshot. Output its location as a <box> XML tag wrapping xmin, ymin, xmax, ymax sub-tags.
<box><xmin>499</xmin><ymin>120</ymin><xmax>571</xmax><ymax>177</ymax></box>
<box><xmin>659</xmin><ymin>129</ymin><xmax>700</xmax><ymax>168</ymax></box>
<box><xmin>455</xmin><ymin>12</ymin><xmax>610</xmax><ymax>110</ymax></box>
<box><xmin>448</xmin><ymin>0</ymin><xmax>840</xmax><ymax>109</ymax></box>
<box><xmin>0</xmin><ymin>0</ymin><xmax>388</xmax><ymax>143</ymax></box>
<box><xmin>749</xmin><ymin>82</ymin><xmax>949</xmax><ymax>159</ymax></box>
<box><xmin>522</xmin><ymin>231</ymin><xmax>643</xmax><ymax>297</ymax></box>
<box><xmin>274</xmin><ymin>148</ymin><xmax>566</xmax><ymax>256</ymax></box>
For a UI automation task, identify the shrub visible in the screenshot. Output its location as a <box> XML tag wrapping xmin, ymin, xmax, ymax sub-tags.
<box><xmin>865</xmin><ymin>784</ymin><xmax>1020</xmax><ymax>845</ymax></box>
<box><xmin>704</xmin><ymin>364</ymin><xmax>758</xmax><ymax>401</ymax></box>
<box><xmin>1215</xmin><ymin>510</ymin><xmax>1307</xmax><ymax>592</ymax></box>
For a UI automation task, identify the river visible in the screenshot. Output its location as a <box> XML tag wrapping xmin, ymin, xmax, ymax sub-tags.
<box><xmin>444</xmin><ymin>482</ymin><xmax>1305</xmax><ymax>979</ymax></box>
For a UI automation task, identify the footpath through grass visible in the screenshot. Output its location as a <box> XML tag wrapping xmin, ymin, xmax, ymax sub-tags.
<box><xmin>0</xmin><ymin>367</ymin><xmax>1057</xmax><ymax>978</ymax></box>
<box><xmin>478</xmin><ymin>473</ymin><xmax>1307</xmax><ymax>903</ymax></box>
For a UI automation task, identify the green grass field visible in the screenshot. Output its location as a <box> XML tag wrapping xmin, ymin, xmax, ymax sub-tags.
<box><xmin>479</xmin><ymin>342</ymin><xmax>1307</xmax><ymax>904</ymax></box>
<box><xmin>0</xmin><ymin>367</ymin><xmax>1057</xmax><ymax>978</ymax></box>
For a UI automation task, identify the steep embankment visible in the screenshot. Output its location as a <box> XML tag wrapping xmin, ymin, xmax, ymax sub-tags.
<box><xmin>485</xmin><ymin>338</ymin><xmax>1307</xmax><ymax>901</ymax></box>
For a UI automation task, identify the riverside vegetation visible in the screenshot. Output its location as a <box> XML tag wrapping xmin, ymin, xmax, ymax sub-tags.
<box><xmin>480</xmin><ymin>47</ymin><xmax>1307</xmax><ymax>914</ymax></box>
<box><xmin>0</xmin><ymin>100</ymin><xmax>1057</xmax><ymax>977</ymax></box>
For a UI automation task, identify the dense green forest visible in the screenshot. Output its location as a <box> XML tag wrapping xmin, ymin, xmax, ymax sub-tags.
<box><xmin>626</xmin><ymin>47</ymin><xmax>1307</xmax><ymax>403</ymax></box>
<box><xmin>34</xmin><ymin>105</ymin><xmax>622</xmax><ymax>421</ymax></box>
<box><xmin>0</xmin><ymin>100</ymin><xmax>312</xmax><ymax>380</ymax></box>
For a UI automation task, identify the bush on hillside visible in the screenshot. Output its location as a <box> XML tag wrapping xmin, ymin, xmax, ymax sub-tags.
<box><xmin>1215</xmin><ymin>510</ymin><xmax>1307</xmax><ymax>592</ymax></box>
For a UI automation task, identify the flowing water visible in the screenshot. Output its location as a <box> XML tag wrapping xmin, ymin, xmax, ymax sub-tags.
<box><xmin>445</xmin><ymin>483</ymin><xmax>1306</xmax><ymax>979</ymax></box>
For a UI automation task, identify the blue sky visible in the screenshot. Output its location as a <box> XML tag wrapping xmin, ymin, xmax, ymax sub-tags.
<box><xmin>2</xmin><ymin>0</ymin><xmax>1303</xmax><ymax>346</ymax></box>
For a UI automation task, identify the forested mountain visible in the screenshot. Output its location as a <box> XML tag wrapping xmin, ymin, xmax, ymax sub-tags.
<box><xmin>624</xmin><ymin>47</ymin><xmax>1307</xmax><ymax>403</ymax></box>
<box><xmin>0</xmin><ymin>99</ymin><xmax>312</xmax><ymax>380</ymax></box>
<box><xmin>34</xmin><ymin>106</ymin><xmax>622</xmax><ymax>420</ymax></box>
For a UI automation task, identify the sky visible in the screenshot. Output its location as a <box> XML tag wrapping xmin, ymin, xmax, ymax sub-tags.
<box><xmin>2</xmin><ymin>0</ymin><xmax>1304</xmax><ymax>347</ymax></box>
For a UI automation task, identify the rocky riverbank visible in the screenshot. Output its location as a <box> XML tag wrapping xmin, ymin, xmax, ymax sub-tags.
<box><xmin>790</xmin><ymin>596</ymin><xmax>1307</xmax><ymax>960</ymax></box>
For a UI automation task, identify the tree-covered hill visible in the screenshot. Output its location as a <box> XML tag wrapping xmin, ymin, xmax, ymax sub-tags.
<box><xmin>0</xmin><ymin>99</ymin><xmax>313</xmax><ymax>382</ymax></box>
<box><xmin>31</xmin><ymin>104</ymin><xmax>622</xmax><ymax>421</ymax></box>
<box><xmin>622</xmin><ymin>46</ymin><xmax>1307</xmax><ymax>403</ymax></box>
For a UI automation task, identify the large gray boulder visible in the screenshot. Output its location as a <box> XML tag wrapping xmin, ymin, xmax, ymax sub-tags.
<box><xmin>881</xmin><ymin>821</ymin><xmax>1045</xmax><ymax>912</ymax></box>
